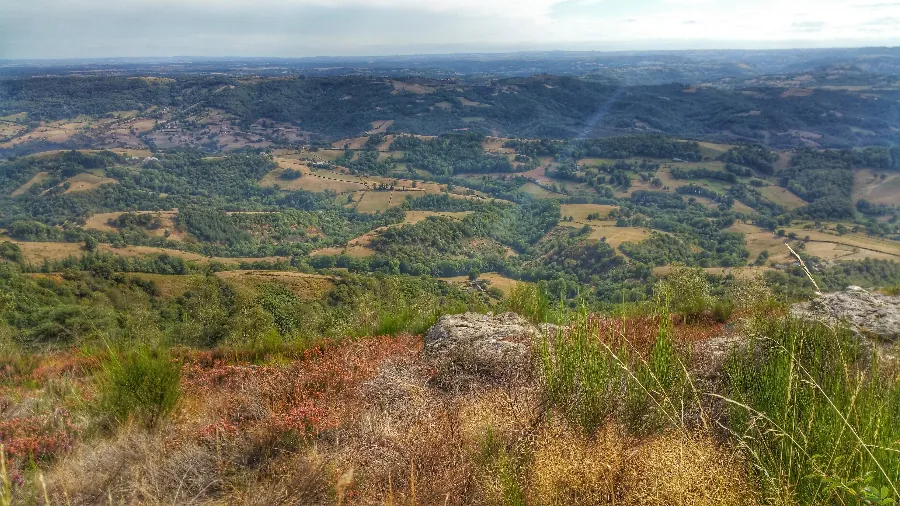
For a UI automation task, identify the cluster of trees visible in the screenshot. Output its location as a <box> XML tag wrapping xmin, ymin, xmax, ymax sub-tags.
<box><xmin>720</xmin><ymin>145</ymin><xmax>777</xmax><ymax>175</ymax></box>
<box><xmin>780</xmin><ymin>149</ymin><xmax>856</xmax><ymax>219</ymax></box>
<box><xmin>394</xmin><ymin>132</ymin><xmax>514</xmax><ymax>176</ymax></box>
<box><xmin>670</xmin><ymin>167</ymin><xmax>740</xmax><ymax>183</ymax></box>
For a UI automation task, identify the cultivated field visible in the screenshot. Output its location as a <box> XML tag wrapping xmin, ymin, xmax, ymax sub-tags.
<box><xmin>729</xmin><ymin>222</ymin><xmax>900</xmax><ymax>265</ymax></box>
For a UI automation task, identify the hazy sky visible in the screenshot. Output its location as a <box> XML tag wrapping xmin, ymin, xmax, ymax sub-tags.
<box><xmin>2</xmin><ymin>0</ymin><xmax>899</xmax><ymax>59</ymax></box>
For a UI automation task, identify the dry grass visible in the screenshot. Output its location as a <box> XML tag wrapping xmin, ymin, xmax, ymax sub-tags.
<box><xmin>529</xmin><ymin>421</ymin><xmax>627</xmax><ymax>505</ymax></box>
<box><xmin>390</xmin><ymin>81</ymin><xmax>435</xmax><ymax>94</ymax></box>
<box><xmin>558</xmin><ymin>222</ymin><xmax>651</xmax><ymax>247</ymax></box>
<box><xmin>757</xmin><ymin>186</ymin><xmax>808</xmax><ymax>210</ymax></box>
<box><xmin>653</xmin><ymin>265</ymin><xmax>773</xmax><ymax>278</ymax></box>
<box><xmin>3</xmin><ymin>308</ymin><xmax>772</xmax><ymax>506</ymax></box>
<box><xmin>780</xmin><ymin>88</ymin><xmax>814</xmax><ymax>98</ymax></box>
<box><xmin>853</xmin><ymin>169</ymin><xmax>900</xmax><ymax>206</ymax></box>
<box><xmin>60</xmin><ymin>173</ymin><xmax>118</xmax><ymax>194</ymax></box>
<box><xmin>560</xmin><ymin>204</ymin><xmax>618</xmax><ymax>222</ymax></box>
<box><xmin>440</xmin><ymin>273</ymin><xmax>521</xmax><ymax>296</ymax></box>
<box><xmin>214</xmin><ymin>270</ymin><xmax>334</xmax><ymax>300</ymax></box>
<box><xmin>367</xmin><ymin>120</ymin><xmax>394</xmax><ymax>135</ymax></box>
<box><xmin>5</xmin><ymin>239</ymin><xmax>288</xmax><ymax>266</ymax></box>
<box><xmin>260</xmin><ymin>159</ymin><xmax>369</xmax><ymax>194</ymax></box>
<box><xmin>126</xmin><ymin>273</ymin><xmax>203</xmax><ymax>297</ymax></box>
<box><xmin>10</xmin><ymin>172</ymin><xmax>50</xmax><ymax>197</ymax></box>
<box><xmin>619</xmin><ymin>431</ymin><xmax>757</xmax><ymax>505</ymax></box>
<box><xmin>84</xmin><ymin>211</ymin><xmax>183</xmax><ymax>239</ymax></box>
<box><xmin>697</xmin><ymin>142</ymin><xmax>733</xmax><ymax>158</ymax></box>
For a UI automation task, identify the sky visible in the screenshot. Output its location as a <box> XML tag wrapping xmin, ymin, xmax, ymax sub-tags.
<box><xmin>2</xmin><ymin>0</ymin><xmax>900</xmax><ymax>59</ymax></box>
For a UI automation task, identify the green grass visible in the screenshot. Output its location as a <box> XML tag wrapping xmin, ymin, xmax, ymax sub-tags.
<box><xmin>724</xmin><ymin>318</ymin><xmax>900</xmax><ymax>504</ymax></box>
<box><xmin>539</xmin><ymin>305</ymin><xmax>690</xmax><ymax>435</ymax></box>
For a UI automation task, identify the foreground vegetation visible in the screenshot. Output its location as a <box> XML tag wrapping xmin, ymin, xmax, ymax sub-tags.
<box><xmin>0</xmin><ymin>265</ymin><xmax>896</xmax><ymax>505</ymax></box>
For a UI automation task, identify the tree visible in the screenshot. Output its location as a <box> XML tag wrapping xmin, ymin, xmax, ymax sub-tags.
<box><xmin>84</xmin><ymin>236</ymin><xmax>99</xmax><ymax>252</ymax></box>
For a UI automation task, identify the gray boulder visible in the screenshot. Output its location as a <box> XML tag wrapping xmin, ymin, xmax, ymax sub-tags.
<box><xmin>423</xmin><ymin>312</ymin><xmax>540</xmax><ymax>388</ymax></box>
<box><xmin>790</xmin><ymin>286</ymin><xmax>900</xmax><ymax>342</ymax></box>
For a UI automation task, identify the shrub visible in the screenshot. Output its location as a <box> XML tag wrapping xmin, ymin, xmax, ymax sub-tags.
<box><xmin>654</xmin><ymin>266</ymin><xmax>711</xmax><ymax>319</ymax></box>
<box><xmin>97</xmin><ymin>346</ymin><xmax>181</xmax><ymax>429</ymax></box>
<box><xmin>280</xmin><ymin>168</ymin><xmax>302</xmax><ymax>180</ymax></box>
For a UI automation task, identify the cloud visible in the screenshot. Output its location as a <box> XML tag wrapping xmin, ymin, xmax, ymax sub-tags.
<box><xmin>862</xmin><ymin>16</ymin><xmax>900</xmax><ymax>24</ymax></box>
<box><xmin>855</xmin><ymin>2</ymin><xmax>900</xmax><ymax>7</ymax></box>
<box><xmin>2</xmin><ymin>0</ymin><xmax>900</xmax><ymax>59</ymax></box>
<box><xmin>791</xmin><ymin>21</ymin><xmax>825</xmax><ymax>32</ymax></box>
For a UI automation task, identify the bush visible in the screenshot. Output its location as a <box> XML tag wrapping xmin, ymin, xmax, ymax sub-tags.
<box><xmin>97</xmin><ymin>346</ymin><xmax>181</xmax><ymax>429</ymax></box>
<box><xmin>653</xmin><ymin>266</ymin><xmax>711</xmax><ymax>319</ymax></box>
<box><xmin>280</xmin><ymin>168</ymin><xmax>302</xmax><ymax>180</ymax></box>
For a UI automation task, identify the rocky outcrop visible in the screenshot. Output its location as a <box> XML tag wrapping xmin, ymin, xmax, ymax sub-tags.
<box><xmin>423</xmin><ymin>312</ymin><xmax>541</xmax><ymax>389</ymax></box>
<box><xmin>790</xmin><ymin>286</ymin><xmax>900</xmax><ymax>342</ymax></box>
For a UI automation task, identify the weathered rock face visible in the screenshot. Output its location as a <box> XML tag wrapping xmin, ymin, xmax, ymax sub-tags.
<box><xmin>423</xmin><ymin>312</ymin><xmax>540</xmax><ymax>389</ymax></box>
<box><xmin>790</xmin><ymin>286</ymin><xmax>900</xmax><ymax>342</ymax></box>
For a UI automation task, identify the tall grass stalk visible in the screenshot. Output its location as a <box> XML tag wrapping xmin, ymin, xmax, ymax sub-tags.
<box><xmin>724</xmin><ymin>317</ymin><xmax>900</xmax><ymax>504</ymax></box>
<box><xmin>0</xmin><ymin>445</ymin><xmax>10</xmax><ymax>506</ymax></box>
<box><xmin>539</xmin><ymin>302</ymin><xmax>692</xmax><ymax>434</ymax></box>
